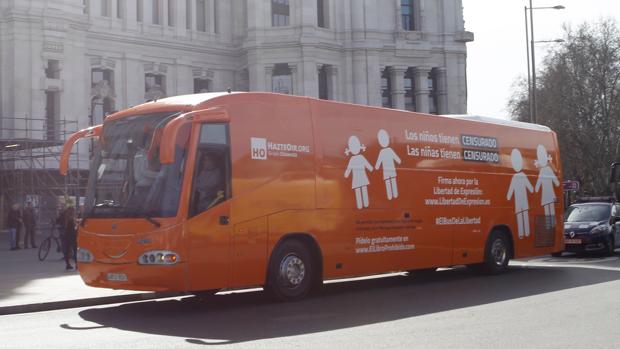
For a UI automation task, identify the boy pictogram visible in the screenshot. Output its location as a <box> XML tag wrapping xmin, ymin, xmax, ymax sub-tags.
<box><xmin>374</xmin><ymin>129</ymin><xmax>402</xmax><ymax>200</ymax></box>
<box><xmin>507</xmin><ymin>148</ymin><xmax>534</xmax><ymax>239</ymax></box>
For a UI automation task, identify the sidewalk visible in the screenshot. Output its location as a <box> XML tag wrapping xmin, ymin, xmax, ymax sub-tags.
<box><xmin>0</xmin><ymin>231</ymin><xmax>177</xmax><ymax>315</ymax></box>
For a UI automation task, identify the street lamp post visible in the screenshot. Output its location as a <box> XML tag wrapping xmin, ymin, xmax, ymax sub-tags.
<box><xmin>524</xmin><ymin>2</ymin><xmax>565</xmax><ymax>124</ymax></box>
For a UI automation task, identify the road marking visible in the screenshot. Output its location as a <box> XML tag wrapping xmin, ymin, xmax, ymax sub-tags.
<box><xmin>511</xmin><ymin>260</ymin><xmax>620</xmax><ymax>272</ymax></box>
<box><xmin>527</xmin><ymin>256</ymin><xmax>619</xmax><ymax>264</ymax></box>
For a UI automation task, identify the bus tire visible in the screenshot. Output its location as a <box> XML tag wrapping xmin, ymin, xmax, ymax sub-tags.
<box><xmin>407</xmin><ymin>268</ymin><xmax>437</xmax><ymax>279</ymax></box>
<box><xmin>266</xmin><ymin>239</ymin><xmax>314</xmax><ymax>301</ymax></box>
<box><xmin>479</xmin><ymin>230</ymin><xmax>511</xmax><ymax>275</ymax></box>
<box><xmin>192</xmin><ymin>289</ymin><xmax>219</xmax><ymax>301</ymax></box>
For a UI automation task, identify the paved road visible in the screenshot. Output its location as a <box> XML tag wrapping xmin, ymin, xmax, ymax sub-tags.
<box><xmin>3</xmin><ymin>253</ymin><xmax>620</xmax><ymax>349</ymax></box>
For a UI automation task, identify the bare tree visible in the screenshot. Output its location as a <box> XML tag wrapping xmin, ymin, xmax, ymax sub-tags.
<box><xmin>509</xmin><ymin>18</ymin><xmax>620</xmax><ymax>195</ymax></box>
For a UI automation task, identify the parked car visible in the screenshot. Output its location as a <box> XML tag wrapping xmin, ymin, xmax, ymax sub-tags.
<box><xmin>556</xmin><ymin>200</ymin><xmax>620</xmax><ymax>256</ymax></box>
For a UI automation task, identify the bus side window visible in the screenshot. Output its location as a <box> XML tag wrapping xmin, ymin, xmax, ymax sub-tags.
<box><xmin>189</xmin><ymin>123</ymin><xmax>231</xmax><ymax>218</ymax></box>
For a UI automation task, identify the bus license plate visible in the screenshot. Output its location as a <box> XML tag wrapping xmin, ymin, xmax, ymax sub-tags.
<box><xmin>106</xmin><ymin>273</ymin><xmax>128</xmax><ymax>282</ymax></box>
<box><xmin>564</xmin><ymin>239</ymin><xmax>582</xmax><ymax>244</ymax></box>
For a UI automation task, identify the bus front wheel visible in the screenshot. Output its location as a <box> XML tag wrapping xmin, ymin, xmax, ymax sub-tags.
<box><xmin>266</xmin><ymin>239</ymin><xmax>314</xmax><ymax>301</ymax></box>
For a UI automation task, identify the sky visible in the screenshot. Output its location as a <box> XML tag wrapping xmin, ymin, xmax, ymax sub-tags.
<box><xmin>462</xmin><ymin>0</ymin><xmax>620</xmax><ymax>119</ymax></box>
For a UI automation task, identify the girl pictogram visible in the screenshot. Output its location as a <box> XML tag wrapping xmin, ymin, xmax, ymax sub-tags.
<box><xmin>344</xmin><ymin>136</ymin><xmax>373</xmax><ymax>209</ymax></box>
<box><xmin>374</xmin><ymin>129</ymin><xmax>402</xmax><ymax>200</ymax></box>
<box><xmin>507</xmin><ymin>148</ymin><xmax>534</xmax><ymax>239</ymax></box>
<box><xmin>534</xmin><ymin>145</ymin><xmax>560</xmax><ymax>228</ymax></box>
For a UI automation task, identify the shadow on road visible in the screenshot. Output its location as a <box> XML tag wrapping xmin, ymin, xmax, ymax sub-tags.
<box><xmin>71</xmin><ymin>265</ymin><xmax>620</xmax><ymax>345</ymax></box>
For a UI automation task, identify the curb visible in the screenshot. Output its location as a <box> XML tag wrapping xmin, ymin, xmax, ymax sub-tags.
<box><xmin>0</xmin><ymin>291</ymin><xmax>181</xmax><ymax>316</ymax></box>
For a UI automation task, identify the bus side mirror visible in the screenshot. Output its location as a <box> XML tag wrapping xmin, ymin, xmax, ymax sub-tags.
<box><xmin>160</xmin><ymin>108</ymin><xmax>229</xmax><ymax>164</ymax></box>
<box><xmin>60</xmin><ymin>125</ymin><xmax>102</xmax><ymax>176</ymax></box>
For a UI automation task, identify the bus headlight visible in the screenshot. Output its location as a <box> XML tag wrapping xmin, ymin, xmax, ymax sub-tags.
<box><xmin>77</xmin><ymin>248</ymin><xmax>94</xmax><ymax>263</ymax></box>
<box><xmin>138</xmin><ymin>250</ymin><xmax>180</xmax><ymax>265</ymax></box>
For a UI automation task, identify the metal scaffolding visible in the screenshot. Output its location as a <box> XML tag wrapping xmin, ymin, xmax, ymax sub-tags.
<box><xmin>0</xmin><ymin>116</ymin><xmax>86</xmax><ymax>228</ymax></box>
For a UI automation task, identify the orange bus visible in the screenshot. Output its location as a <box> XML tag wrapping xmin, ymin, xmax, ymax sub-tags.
<box><xmin>61</xmin><ymin>92</ymin><xmax>564</xmax><ymax>300</ymax></box>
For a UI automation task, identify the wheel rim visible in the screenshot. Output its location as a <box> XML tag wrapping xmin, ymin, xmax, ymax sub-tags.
<box><xmin>39</xmin><ymin>239</ymin><xmax>51</xmax><ymax>261</ymax></box>
<box><xmin>279</xmin><ymin>253</ymin><xmax>306</xmax><ymax>288</ymax></box>
<box><xmin>491</xmin><ymin>239</ymin><xmax>507</xmax><ymax>267</ymax></box>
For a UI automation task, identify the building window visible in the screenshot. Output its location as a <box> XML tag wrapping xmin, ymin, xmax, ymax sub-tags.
<box><xmin>213</xmin><ymin>0</ymin><xmax>219</xmax><ymax>33</ymax></box>
<box><xmin>145</xmin><ymin>73</ymin><xmax>166</xmax><ymax>101</ymax></box>
<box><xmin>272</xmin><ymin>64</ymin><xmax>293</xmax><ymax>94</ymax></box>
<box><xmin>45</xmin><ymin>60</ymin><xmax>60</xmax><ymax>79</ymax></box>
<box><xmin>83</xmin><ymin>0</ymin><xmax>89</xmax><ymax>14</ymax></box>
<box><xmin>137</xmin><ymin>0</ymin><xmax>143</xmax><ymax>22</ymax></box>
<box><xmin>428</xmin><ymin>70</ymin><xmax>438</xmax><ymax>114</ymax></box>
<box><xmin>167</xmin><ymin>0</ymin><xmax>174</xmax><ymax>26</ymax></box>
<box><xmin>318</xmin><ymin>65</ymin><xmax>328</xmax><ymax>100</ymax></box>
<box><xmin>381</xmin><ymin>68</ymin><xmax>392</xmax><ymax>108</ymax></box>
<box><xmin>46</xmin><ymin>91</ymin><xmax>60</xmax><ymax>141</ymax></box>
<box><xmin>196</xmin><ymin>0</ymin><xmax>207</xmax><ymax>31</ymax></box>
<box><xmin>186</xmin><ymin>0</ymin><xmax>192</xmax><ymax>29</ymax></box>
<box><xmin>401</xmin><ymin>0</ymin><xmax>415</xmax><ymax>31</ymax></box>
<box><xmin>91</xmin><ymin>69</ymin><xmax>115</xmax><ymax>126</ymax></box>
<box><xmin>317</xmin><ymin>0</ymin><xmax>328</xmax><ymax>28</ymax></box>
<box><xmin>194</xmin><ymin>79</ymin><xmax>211</xmax><ymax>93</ymax></box>
<box><xmin>101</xmin><ymin>0</ymin><xmax>110</xmax><ymax>17</ymax></box>
<box><xmin>153</xmin><ymin>0</ymin><xmax>161</xmax><ymax>24</ymax></box>
<box><xmin>272</xmin><ymin>0</ymin><xmax>290</xmax><ymax>27</ymax></box>
<box><xmin>405</xmin><ymin>68</ymin><xmax>416</xmax><ymax>111</ymax></box>
<box><xmin>117</xmin><ymin>0</ymin><xmax>123</xmax><ymax>19</ymax></box>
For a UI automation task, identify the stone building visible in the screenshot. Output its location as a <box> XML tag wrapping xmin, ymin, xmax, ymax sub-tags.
<box><xmin>0</xmin><ymin>0</ymin><xmax>472</xmax><ymax>221</ymax></box>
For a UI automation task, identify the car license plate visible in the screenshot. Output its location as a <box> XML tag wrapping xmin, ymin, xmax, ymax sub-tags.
<box><xmin>564</xmin><ymin>239</ymin><xmax>582</xmax><ymax>244</ymax></box>
<box><xmin>106</xmin><ymin>273</ymin><xmax>128</xmax><ymax>282</ymax></box>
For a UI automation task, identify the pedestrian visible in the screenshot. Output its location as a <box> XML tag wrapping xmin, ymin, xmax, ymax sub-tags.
<box><xmin>6</xmin><ymin>203</ymin><xmax>22</xmax><ymax>250</ymax></box>
<box><xmin>22</xmin><ymin>201</ymin><xmax>37</xmax><ymax>249</ymax></box>
<box><xmin>59</xmin><ymin>206</ymin><xmax>77</xmax><ymax>270</ymax></box>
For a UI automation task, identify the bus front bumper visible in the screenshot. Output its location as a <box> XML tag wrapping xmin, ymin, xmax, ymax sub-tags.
<box><xmin>78</xmin><ymin>261</ymin><xmax>187</xmax><ymax>292</ymax></box>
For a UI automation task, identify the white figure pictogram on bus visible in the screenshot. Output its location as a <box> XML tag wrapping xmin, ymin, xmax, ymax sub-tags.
<box><xmin>374</xmin><ymin>129</ymin><xmax>402</xmax><ymax>200</ymax></box>
<box><xmin>507</xmin><ymin>148</ymin><xmax>534</xmax><ymax>239</ymax></box>
<box><xmin>534</xmin><ymin>144</ymin><xmax>560</xmax><ymax>228</ymax></box>
<box><xmin>344</xmin><ymin>136</ymin><xmax>373</xmax><ymax>209</ymax></box>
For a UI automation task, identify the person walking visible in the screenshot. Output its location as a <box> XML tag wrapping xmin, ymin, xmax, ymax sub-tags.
<box><xmin>59</xmin><ymin>206</ymin><xmax>77</xmax><ymax>270</ymax></box>
<box><xmin>7</xmin><ymin>204</ymin><xmax>22</xmax><ymax>250</ymax></box>
<box><xmin>22</xmin><ymin>202</ymin><xmax>37</xmax><ymax>249</ymax></box>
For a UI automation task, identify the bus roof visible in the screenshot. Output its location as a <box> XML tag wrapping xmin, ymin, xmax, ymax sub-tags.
<box><xmin>446</xmin><ymin>115</ymin><xmax>552</xmax><ymax>132</ymax></box>
<box><xmin>107</xmin><ymin>92</ymin><xmax>552</xmax><ymax>135</ymax></box>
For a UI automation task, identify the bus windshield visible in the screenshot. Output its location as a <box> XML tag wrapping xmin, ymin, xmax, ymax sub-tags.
<box><xmin>85</xmin><ymin>111</ymin><xmax>190</xmax><ymax>219</ymax></box>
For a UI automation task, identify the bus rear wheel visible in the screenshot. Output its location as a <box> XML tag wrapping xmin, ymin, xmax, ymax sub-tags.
<box><xmin>266</xmin><ymin>239</ymin><xmax>314</xmax><ymax>301</ymax></box>
<box><xmin>475</xmin><ymin>230</ymin><xmax>511</xmax><ymax>275</ymax></box>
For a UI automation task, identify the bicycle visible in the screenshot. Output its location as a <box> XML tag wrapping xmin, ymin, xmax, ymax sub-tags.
<box><xmin>38</xmin><ymin>222</ymin><xmax>63</xmax><ymax>262</ymax></box>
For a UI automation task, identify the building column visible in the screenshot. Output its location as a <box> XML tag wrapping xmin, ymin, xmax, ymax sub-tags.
<box><xmin>390</xmin><ymin>66</ymin><xmax>407</xmax><ymax>110</ymax></box>
<box><xmin>174</xmin><ymin>0</ymin><xmax>187</xmax><ymax>35</ymax></box>
<box><xmin>125</xmin><ymin>0</ymin><xmax>138</xmax><ymax>30</ymax></box>
<box><xmin>110</xmin><ymin>0</ymin><xmax>118</xmax><ymax>19</ymax></box>
<box><xmin>394</xmin><ymin>0</ymin><xmax>403</xmax><ymax>31</ymax></box>
<box><xmin>189</xmin><ymin>0</ymin><xmax>197</xmax><ymax>31</ymax></box>
<box><xmin>435</xmin><ymin>67</ymin><xmax>448</xmax><ymax>115</ymax></box>
<box><xmin>302</xmin><ymin>59</ymin><xmax>318</xmax><ymax>98</ymax></box>
<box><xmin>326</xmin><ymin>65</ymin><xmax>339</xmax><ymax>100</ymax></box>
<box><xmin>352</xmin><ymin>50</ymin><xmax>367</xmax><ymax>104</ymax></box>
<box><xmin>290</xmin><ymin>64</ymin><xmax>298</xmax><ymax>95</ymax></box>
<box><xmin>350</xmin><ymin>0</ymin><xmax>365</xmax><ymax>41</ymax></box>
<box><xmin>366</xmin><ymin>52</ymin><xmax>381</xmax><ymax>107</ymax></box>
<box><xmin>86</xmin><ymin>0</ymin><xmax>95</xmax><ymax>18</ymax></box>
<box><xmin>265</xmin><ymin>65</ymin><xmax>274</xmax><ymax>92</ymax></box>
<box><xmin>414</xmin><ymin>66</ymin><xmax>432</xmax><ymax>113</ymax></box>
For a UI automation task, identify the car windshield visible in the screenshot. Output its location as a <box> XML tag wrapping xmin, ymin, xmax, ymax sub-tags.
<box><xmin>84</xmin><ymin>111</ymin><xmax>190</xmax><ymax>219</ymax></box>
<box><xmin>564</xmin><ymin>204</ymin><xmax>611</xmax><ymax>223</ymax></box>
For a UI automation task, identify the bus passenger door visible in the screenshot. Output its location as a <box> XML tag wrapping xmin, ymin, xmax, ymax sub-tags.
<box><xmin>186</xmin><ymin>123</ymin><xmax>233</xmax><ymax>291</ymax></box>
